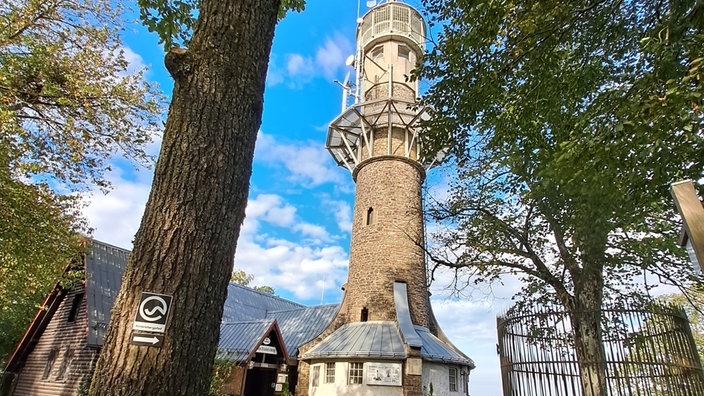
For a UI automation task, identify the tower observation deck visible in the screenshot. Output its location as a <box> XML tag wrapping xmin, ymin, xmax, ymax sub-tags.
<box><xmin>298</xmin><ymin>2</ymin><xmax>473</xmax><ymax>395</ymax></box>
<box><xmin>326</xmin><ymin>0</ymin><xmax>444</xmax><ymax>173</ymax></box>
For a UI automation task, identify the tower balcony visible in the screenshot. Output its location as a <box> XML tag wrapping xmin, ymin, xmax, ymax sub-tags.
<box><xmin>326</xmin><ymin>98</ymin><xmax>445</xmax><ymax>173</ymax></box>
<box><xmin>358</xmin><ymin>1</ymin><xmax>426</xmax><ymax>54</ymax></box>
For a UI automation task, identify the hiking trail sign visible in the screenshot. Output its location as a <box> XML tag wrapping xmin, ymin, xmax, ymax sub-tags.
<box><xmin>132</xmin><ymin>292</ymin><xmax>173</xmax><ymax>333</ymax></box>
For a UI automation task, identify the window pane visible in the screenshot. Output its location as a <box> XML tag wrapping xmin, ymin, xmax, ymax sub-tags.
<box><xmin>325</xmin><ymin>362</ymin><xmax>335</xmax><ymax>383</ymax></box>
<box><xmin>311</xmin><ymin>366</ymin><xmax>320</xmax><ymax>387</ymax></box>
<box><xmin>348</xmin><ymin>362</ymin><xmax>363</xmax><ymax>384</ymax></box>
<box><xmin>449</xmin><ymin>367</ymin><xmax>458</xmax><ymax>392</ymax></box>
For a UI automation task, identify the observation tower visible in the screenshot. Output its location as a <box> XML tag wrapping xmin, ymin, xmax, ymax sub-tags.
<box><xmin>298</xmin><ymin>1</ymin><xmax>474</xmax><ymax>395</ymax></box>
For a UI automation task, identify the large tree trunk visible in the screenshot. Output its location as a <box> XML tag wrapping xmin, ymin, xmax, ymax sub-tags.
<box><xmin>88</xmin><ymin>0</ymin><xmax>281</xmax><ymax>394</ymax></box>
<box><xmin>570</xmin><ymin>264</ymin><xmax>607</xmax><ymax>396</ymax></box>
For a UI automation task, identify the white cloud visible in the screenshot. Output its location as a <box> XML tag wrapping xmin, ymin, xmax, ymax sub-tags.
<box><xmin>287</xmin><ymin>53</ymin><xmax>314</xmax><ymax>77</ymax></box>
<box><xmin>267</xmin><ymin>33</ymin><xmax>354</xmax><ymax>88</ymax></box>
<box><xmin>430</xmin><ymin>270</ymin><xmax>522</xmax><ymax>396</ymax></box>
<box><xmin>293</xmin><ymin>222</ymin><xmax>330</xmax><ymax>241</ymax></box>
<box><xmin>234</xmin><ymin>238</ymin><xmax>349</xmax><ymax>302</ymax></box>
<box><xmin>81</xmin><ymin>168</ymin><xmax>153</xmax><ymax>250</ymax></box>
<box><xmin>245</xmin><ymin>194</ymin><xmax>297</xmax><ymax>228</ymax></box>
<box><xmin>315</xmin><ymin>33</ymin><xmax>353</xmax><ymax>78</ymax></box>
<box><xmin>323</xmin><ymin>198</ymin><xmax>353</xmax><ymax>233</ymax></box>
<box><xmin>255</xmin><ymin>132</ymin><xmax>345</xmax><ymax>187</ymax></box>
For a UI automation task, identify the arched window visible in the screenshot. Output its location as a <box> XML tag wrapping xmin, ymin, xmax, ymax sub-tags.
<box><xmin>366</xmin><ymin>207</ymin><xmax>374</xmax><ymax>225</ymax></box>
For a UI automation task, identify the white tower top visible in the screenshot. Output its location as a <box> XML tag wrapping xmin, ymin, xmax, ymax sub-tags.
<box><xmin>326</xmin><ymin>0</ymin><xmax>444</xmax><ymax>174</ymax></box>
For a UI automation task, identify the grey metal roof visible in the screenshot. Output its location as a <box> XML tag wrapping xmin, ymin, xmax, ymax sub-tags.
<box><xmin>216</xmin><ymin>320</ymin><xmax>276</xmax><ymax>363</ymax></box>
<box><xmin>221</xmin><ymin>283</ymin><xmax>305</xmax><ymax>321</ymax></box>
<box><xmin>301</xmin><ymin>321</ymin><xmax>407</xmax><ymax>360</ymax></box>
<box><xmin>85</xmin><ymin>240</ymin><xmax>129</xmax><ymax>346</ymax></box>
<box><xmin>415</xmin><ymin>326</ymin><xmax>475</xmax><ymax>367</ymax></box>
<box><xmin>82</xmin><ymin>240</ymin><xmax>337</xmax><ymax>360</ymax></box>
<box><xmin>268</xmin><ymin>304</ymin><xmax>339</xmax><ymax>357</ymax></box>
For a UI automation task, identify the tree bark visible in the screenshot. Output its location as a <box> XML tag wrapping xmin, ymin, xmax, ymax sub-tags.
<box><xmin>88</xmin><ymin>0</ymin><xmax>281</xmax><ymax>394</ymax></box>
<box><xmin>570</xmin><ymin>263</ymin><xmax>607</xmax><ymax>396</ymax></box>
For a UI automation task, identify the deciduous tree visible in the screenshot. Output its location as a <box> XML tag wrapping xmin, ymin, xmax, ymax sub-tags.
<box><xmin>419</xmin><ymin>0</ymin><xmax>704</xmax><ymax>395</ymax></box>
<box><xmin>0</xmin><ymin>0</ymin><xmax>162</xmax><ymax>366</ymax></box>
<box><xmin>88</xmin><ymin>0</ymin><xmax>303</xmax><ymax>394</ymax></box>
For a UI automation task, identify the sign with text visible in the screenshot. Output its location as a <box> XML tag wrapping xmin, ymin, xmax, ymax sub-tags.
<box><xmin>132</xmin><ymin>292</ymin><xmax>172</xmax><ymax>333</ymax></box>
<box><xmin>366</xmin><ymin>362</ymin><xmax>402</xmax><ymax>386</ymax></box>
<box><xmin>256</xmin><ymin>345</ymin><xmax>277</xmax><ymax>355</ymax></box>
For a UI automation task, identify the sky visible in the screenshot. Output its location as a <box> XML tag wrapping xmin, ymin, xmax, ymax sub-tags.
<box><xmin>79</xmin><ymin>1</ymin><xmax>530</xmax><ymax>394</ymax></box>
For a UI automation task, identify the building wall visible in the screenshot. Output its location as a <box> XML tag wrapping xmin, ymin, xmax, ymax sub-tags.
<box><xmin>218</xmin><ymin>365</ymin><xmax>246</xmax><ymax>396</ymax></box>
<box><xmin>12</xmin><ymin>285</ymin><xmax>98</xmax><ymax>396</ymax></box>
<box><xmin>422</xmin><ymin>362</ymin><xmax>467</xmax><ymax>396</ymax></box>
<box><xmin>307</xmin><ymin>362</ymin><xmax>403</xmax><ymax>396</ymax></box>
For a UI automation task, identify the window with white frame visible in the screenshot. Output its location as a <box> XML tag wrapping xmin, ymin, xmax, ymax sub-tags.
<box><xmin>325</xmin><ymin>362</ymin><xmax>335</xmax><ymax>383</ymax></box>
<box><xmin>348</xmin><ymin>362</ymin><xmax>363</xmax><ymax>384</ymax></box>
<box><xmin>449</xmin><ymin>367</ymin><xmax>458</xmax><ymax>392</ymax></box>
<box><xmin>311</xmin><ymin>365</ymin><xmax>320</xmax><ymax>387</ymax></box>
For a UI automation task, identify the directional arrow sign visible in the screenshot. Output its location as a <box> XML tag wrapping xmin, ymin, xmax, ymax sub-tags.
<box><xmin>130</xmin><ymin>333</ymin><xmax>164</xmax><ymax>348</ymax></box>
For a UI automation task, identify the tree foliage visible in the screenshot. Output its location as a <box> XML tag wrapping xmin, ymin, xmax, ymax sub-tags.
<box><xmin>1</xmin><ymin>0</ymin><xmax>164</xmax><ymax>190</ymax></box>
<box><xmin>0</xmin><ymin>163</ymin><xmax>84</xmax><ymax>366</ymax></box>
<box><xmin>231</xmin><ymin>269</ymin><xmax>275</xmax><ymax>294</ymax></box>
<box><xmin>0</xmin><ymin>0</ymin><xmax>163</xmax><ymax>366</ymax></box>
<box><xmin>419</xmin><ymin>0</ymin><xmax>703</xmax><ymax>394</ymax></box>
<box><xmin>137</xmin><ymin>0</ymin><xmax>305</xmax><ymax>50</ymax></box>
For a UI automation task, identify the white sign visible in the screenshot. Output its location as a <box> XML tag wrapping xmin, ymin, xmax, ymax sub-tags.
<box><xmin>133</xmin><ymin>292</ymin><xmax>172</xmax><ymax>333</ymax></box>
<box><xmin>256</xmin><ymin>345</ymin><xmax>277</xmax><ymax>355</ymax></box>
<box><xmin>366</xmin><ymin>362</ymin><xmax>402</xmax><ymax>386</ymax></box>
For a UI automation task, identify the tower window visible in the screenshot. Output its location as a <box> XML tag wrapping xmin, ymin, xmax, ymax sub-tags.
<box><xmin>371</xmin><ymin>46</ymin><xmax>383</xmax><ymax>61</ymax></box>
<box><xmin>449</xmin><ymin>367</ymin><xmax>458</xmax><ymax>392</ymax></box>
<box><xmin>398</xmin><ymin>45</ymin><xmax>410</xmax><ymax>60</ymax></box>
<box><xmin>348</xmin><ymin>362</ymin><xmax>364</xmax><ymax>384</ymax></box>
<box><xmin>361</xmin><ymin>307</ymin><xmax>368</xmax><ymax>322</ymax></box>
<box><xmin>366</xmin><ymin>207</ymin><xmax>374</xmax><ymax>225</ymax></box>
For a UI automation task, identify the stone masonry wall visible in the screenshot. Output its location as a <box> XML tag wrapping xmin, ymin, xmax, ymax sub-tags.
<box><xmin>346</xmin><ymin>155</ymin><xmax>431</xmax><ymax>327</ymax></box>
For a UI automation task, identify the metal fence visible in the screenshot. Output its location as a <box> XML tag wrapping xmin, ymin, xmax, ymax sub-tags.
<box><xmin>497</xmin><ymin>303</ymin><xmax>704</xmax><ymax>396</ymax></box>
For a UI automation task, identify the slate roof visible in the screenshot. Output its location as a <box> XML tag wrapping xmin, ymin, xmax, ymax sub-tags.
<box><xmin>415</xmin><ymin>326</ymin><xmax>475</xmax><ymax>367</ymax></box>
<box><xmin>82</xmin><ymin>240</ymin><xmax>336</xmax><ymax>359</ymax></box>
<box><xmin>302</xmin><ymin>321</ymin><xmax>407</xmax><ymax>360</ymax></box>
<box><xmin>268</xmin><ymin>304</ymin><xmax>339</xmax><ymax>358</ymax></box>
<box><xmin>222</xmin><ymin>283</ymin><xmax>304</xmax><ymax>321</ymax></box>
<box><xmin>217</xmin><ymin>320</ymin><xmax>279</xmax><ymax>363</ymax></box>
<box><xmin>85</xmin><ymin>240</ymin><xmax>130</xmax><ymax>347</ymax></box>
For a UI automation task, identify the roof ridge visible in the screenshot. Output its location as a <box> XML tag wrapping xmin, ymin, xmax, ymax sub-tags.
<box><xmin>221</xmin><ymin>319</ymin><xmax>274</xmax><ymax>325</ymax></box>
<box><xmin>228</xmin><ymin>283</ymin><xmax>306</xmax><ymax>307</ymax></box>
<box><xmin>89</xmin><ymin>238</ymin><xmax>131</xmax><ymax>253</ymax></box>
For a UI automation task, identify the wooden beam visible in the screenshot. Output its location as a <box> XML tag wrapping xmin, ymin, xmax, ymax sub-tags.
<box><xmin>671</xmin><ymin>180</ymin><xmax>704</xmax><ymax>270</ymax></box>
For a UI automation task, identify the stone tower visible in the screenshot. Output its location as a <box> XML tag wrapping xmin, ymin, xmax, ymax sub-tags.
<box><xmin>297</xmin><ymin>1</ymin><xmax>474</xmax><ymax>395</ymax></box>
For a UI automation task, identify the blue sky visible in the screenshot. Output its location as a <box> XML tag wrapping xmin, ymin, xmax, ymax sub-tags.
<box><xmin>82</xmin><ymin>1</ymin><xmax>521</xmax><ymax>394</ymax></box>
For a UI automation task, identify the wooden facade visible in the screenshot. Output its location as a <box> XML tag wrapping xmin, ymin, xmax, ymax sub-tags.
<box><xmin>9</xmin><ymin>284</ymin><xmax>98</xmax><ymax>396</ymax></box>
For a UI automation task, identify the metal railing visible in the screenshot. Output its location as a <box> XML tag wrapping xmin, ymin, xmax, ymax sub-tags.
<box><xmin>497</xmin><ymin>302</ymin><xmax>704</xmax><ymax>396</ymax></box>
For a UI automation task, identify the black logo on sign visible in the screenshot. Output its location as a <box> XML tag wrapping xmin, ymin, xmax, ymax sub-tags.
<box><xmin>133</xmin><ymin>292</ymin><xmax>172</xmax><ymax>333</ymax></box>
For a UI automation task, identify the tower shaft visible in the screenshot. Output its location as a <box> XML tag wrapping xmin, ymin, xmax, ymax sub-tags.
<box><xmin>345</xmin><ymin>155</ymin><xmax>430</xmax><ymax>327</ymax></box>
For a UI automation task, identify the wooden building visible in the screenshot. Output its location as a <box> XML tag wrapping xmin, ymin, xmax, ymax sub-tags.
<box><xmin>1</xmin><ymin>240</ymin><xmax>337</xmax><ymax>396</ymax></box>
